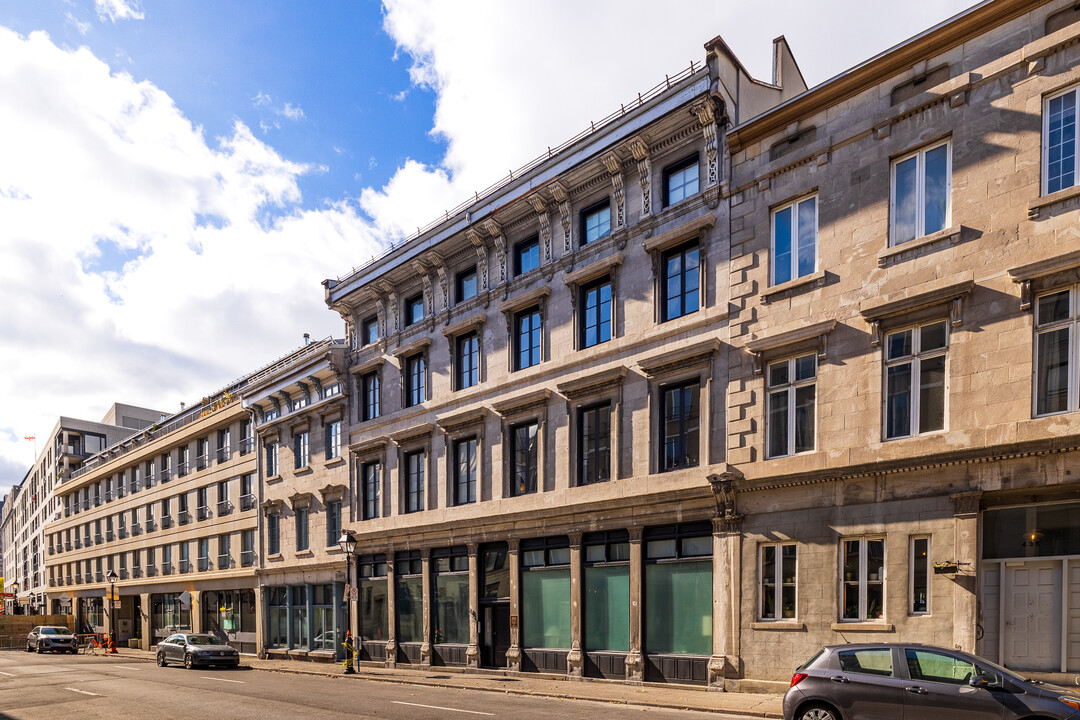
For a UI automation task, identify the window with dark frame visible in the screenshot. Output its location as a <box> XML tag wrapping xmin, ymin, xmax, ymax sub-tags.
<box><xmin>511</xmin><ymin>421</ymin><xmax>538</xmax><ymax>496</ymax></box>
<box><xmin>514</xmin><ymin>235</ymin><xmax>540</xmax><ymax>276</ymax></box>
<box><xmin>295</xmin><ymin>507</ymin><xmax>309</xmax><ymax>552</ymax></box>
<box><xmin>405</xmin><ymin>294</ymin><xmax>424</xmax><ymax>326</ymax></box>
<box><xmin>405</xmin><ymin>353</ymin><xmax>426</xmax><ymax>407</ymax></box>
<box><xmin>663</xmin><ymin>154</ymin><xmax>699</xmax><ymax>207</ymax></box>
<box><xmin>456</xmin><ymin>267</ymin><xmax>478</xmax><ymax>304</ymax></box>
<box><xmin>362</xmin><ymin>371</ymin><xmax>381</xmax><ymax>421</ymax></box>
<box><xmin>581</xmin><ymin>199</ymin><xmax>611</xmax><ymax>245</ymax></box>
<box><xmin>362</xmin><ymin>462</ymin><xmax>380</xmax><ymax>521</ymax></box>
<box><xmin>267</xmin><ymin>513</ymin><xmax>280</xmax><ymax>555</ymax></box>
<box><xmin>515</xmin><ymin>307</ymin><xmax>542</xmax><ymax>371</ymax></box>
<box><xmin>362</xmin><ymin>315</ymin><xmax>379</xmax><ymax>346</ymax></box>
<box><xmin>265</xmin><ymin>441</ymin><xmax>279</xmax><ymax>477</ymax></box>
<box><xmin>910</xmin><ymin>536</ymin><xmax>930</xmax><ymax>615</ymax></box>
<box><xmin>294</xmin><ymin>431</ymin><xmax>309</xmax><ymax>469</ymax></box>
<box><xmin>456</xmin><ymin>331</ymin><xmax>480</xmax><ymax>390</ymax></box>
<box><xmin>326</xmin><ymin>500</ymin><xmax>342</xmax><ymax>547</ymax></box>
<box><xmin>326</xmin><ymin>420</ymin><xmax>341</xmax><ymax>460</ymax></box>
<box><xmin>454</xmin><ymin>437</ymin><xmax>477</xmax><ymax>505</ymax></box>
<box><xmin>404</xmin><ymin>450</ymin><xmax>425</xmax><ymax>513</ymax></box>
<box><xmin>578</xmin><ymin>403</ymin><xmax>611</xmax><ymax>485</ymax></box>
<box><xmin>580</xmin><ymin>277</ymin><xmax>612</xmax><ymax>349</ymax></box>
<box><xmin>660</xmin><ymin>381</ymin><xmax>699</xmax><ymax>471</ymax></box>
<box><xmin>661</xmin><ymin>241</ymin><xmax>700</xmax><ymax>322</ymax></box>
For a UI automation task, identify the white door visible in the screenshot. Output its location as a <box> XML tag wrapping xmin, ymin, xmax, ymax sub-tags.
<box><xmin>1003</xmin><ymin>561</ymin><xmax>1062</xmax><ymax>671</ymax></box>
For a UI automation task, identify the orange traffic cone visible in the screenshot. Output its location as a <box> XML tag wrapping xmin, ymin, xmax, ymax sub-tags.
<box><xmin>106</xmin><ymin>636</ymin><xmax>117</xmax><ymax>654</ymax></box>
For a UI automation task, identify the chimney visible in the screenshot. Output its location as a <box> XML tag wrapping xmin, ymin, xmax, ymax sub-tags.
<box><xmin>180</xmin><ymin>402</ymin><xmax>186</xmax><ymax>412</ymax></box>
<box><xmin>303</xmin><ymin>333</ymin><xmax>311</xmax><ymax>346</ymax></box>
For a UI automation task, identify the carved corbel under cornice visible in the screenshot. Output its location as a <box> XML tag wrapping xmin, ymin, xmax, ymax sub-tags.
<box><xmin>465</xmin><ymin>228</ymin><xmax>490</xmax><ymax>295</ymax></box>
<box><xmin>691</xmin><ymin>97</ymin><xmax>719</xmax><ymax>189</ymax></box>
<box><xmin>549</xmin><ymin>181</ymin><xmax>572</xmax><ymax>253</ymax></box>
<box><xmin>601</xmin><ymin>152</ymin><xmax>625</xmax><ymax>230</ymax></box>
<box><xmin>708</xmin><ymin>464</ymin><xmax>745</xmax><ymax>523</ymax></box>
<box><xmin>482</xmin><ymin>219</ymin><xmax>507</xmax><ymax>288</ymax></box>
<box><xmin>627</xmin><ymin>135</ymin><xmax>651</xmax><ymax>218</ymax></box>
<box><xmin>527</xmin><ymin>194</ymin><xmax>553</xmax><ymax>267</ymax></box>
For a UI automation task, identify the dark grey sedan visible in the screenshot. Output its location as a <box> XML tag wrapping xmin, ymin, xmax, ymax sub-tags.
<box><xmin>784</xmin><ymin>644</ymin><xmax>1080</xmax><ymax>720</ymax></box>
<box><xmin>156</xmin><ymin>633</ymin><xmax>240</xmax><ymax>669</ymax></box>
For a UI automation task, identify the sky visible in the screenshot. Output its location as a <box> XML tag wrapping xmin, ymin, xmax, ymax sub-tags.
<box><xmin>0</xmin><ymin>0</ymin><xmax>978</xmax><ymax>495</ymax></box>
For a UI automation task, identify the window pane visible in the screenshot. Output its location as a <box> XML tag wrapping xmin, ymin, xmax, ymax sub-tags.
<box><xmin>923</xmin><ymin>144</ymin><xmax>948</xmax><ymax>236</ymax></box>
<box><xmin>920</xmin><ymin>321</ymin><xmax>947</xmax><ymax>352</ymax></box>
<box><xmin>838</xmin><ymin>648</ymin><xmax>893</xmax><ymax>676</ymax></box>
<box><xmin>797</xmin><ymin>197</ymin><xmax>816</xmax><ymax>278</ymax></box>
<box><xmin>794</xmin><ymin>384</ymin><xmax>816</xmax><ymax>453</ymax></box>
<box><xmin>761</xmin><ymin>545</ymin><xmax>776</xmax><ymax>619</ymax></box>
<box><xmin>644</xmin><ymin>561</ymin><xmax>712</xmax><ymax>655</ymax></box>
<box><xmin>886</xmin><ymin>329</ymin><xmax>912</xmax><ymax>359</ymax></box>
<box><xmin>584</xmin><ymin>565</ymin><xmax>629</xmax><ymax>651</ymax></box>
<box><xmin>434</xmin><ymin>573</ymin><xmax>469</xmax><ymax>644</ymax></box>
<box><xmin>1037</xmin><ymin>327</ymin><xmax>1071</xmax><ymax>415</ymax></box>
<box><xmin>1037</xmin><ymin>290</ymin><xmax>1070</xmax><ymax>325</ymax></box>
<box><xmin>886</xmin><ymin>364</ymin><xmax>912</xmax><ymax>438</ymax></box>
<box><xmin>866</xmin><ymin>540</ymin><xmax>885</xmax><ymax>619</ymax></box>
<box><xmin>918</xmin><ymin>355</ymin><xmax>946</xmax><ymax>433</ymax></box>
<box><xmin>1048</xmin><ymin>91</ymin><xmax>1077</xmax><ymax>194</ymax></box>
<box><xmin>768</xmin><ymin>390</ymin><xmax>789</xmax><ymax>458</ymax></box>
<box><xmin>842</xmin><ymin>540</ymin><xmax>861</xmax><ymax>620</ymax></box>
<box><xmin>646</xmin><ymin>539</ymin><xmax>676</xmax><ymax>559</ymax></box>
<box><xmin>396</xmin><ymin>576</ymin><xmax>423</xmax><ymax>643</ymax></box>
<box><xmin>360</xmin><ymin>577</ymin><xmax>388</xmax><ymax>641</ymax></box>
<box><xmin>512</xmin><ymin>423</ymin><xmax>538</xmax><ymax>496</ymax></box>
<box><xmin>794</xmin><ymin>354</ymin><xmax>816</xmax><ymax>382</ymax></box>
<box><xmin>522</xmin><ymin>569</ymin><xmax>571</xmax><ymax>649</ymax></box>
<box><xmin>773</xmin><ymin>207</ymin><xmax>792</xmax><ymax>285</ymax></box>
<box><xmin>893</xmin><ymin>155</ymin><xmax>918</xmax><ymax>244</ymax></box>
<box><xmin>482</xmin><ymin>548</ymin><xmax>510</xmax><ymax>599</ymax></box>
<box><xmin>912</xmin><ymin>538</ymin><xmax>929</xmax><ymax>614</ymax></box>
<box><xmin>683</xmin><ymin>247</ymin><xmax>700</xmax><ymax>314</ymax></box>
<box><xmin>781</xmin><ymin>545</ymin><xmax>797</xmax><ymax>619</ymax></box>
<box><xmin>768</xmin><ymin>360</ymin><xmax>789</xmax><ymax>387</ymax></box>
<box><xmin>906</xmin><ymin>649</ymin><xmax>976</xmax><ymax>685</ymax></box>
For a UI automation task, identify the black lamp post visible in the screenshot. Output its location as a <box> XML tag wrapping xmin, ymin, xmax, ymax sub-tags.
<box><xmin>337</xmin><ymin>529</ymin><xmax>358</xmax><ymax>674</ymax></box>
<box><xmin>106</xmin><ymin>569</ymin><xmax>118</xmax><ymax>653</ymax></box>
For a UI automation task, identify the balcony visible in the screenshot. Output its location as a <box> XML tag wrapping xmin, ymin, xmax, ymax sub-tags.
<box><xmin>118</xmin><ymin>528</ymin><xmax>128</xmax><ymax>539</ymax></box>
<box><xmin>145</xmin><ymin>518</ymin><xmax>156</xmax><ymax>532</ymax></box>
<box><xmin>73</xmin><ymin>538</ymin><xmax>82</xmax><ymax>549</ymax></box>
<box><xmin>144</xmin><ymin>474</ymin><xmax>154</xmax><ymax>490</ymax></box>
<box><xmin>75</xmin><ymin>573</ymin><xmax>82</xmax><ymax>584</ymax></box>
<box><xmin>131</xmin><ymin>523</ymin><xmax>142</xmax><ymax>537</ymax></box>
<box><xmin>179</xmin><ymin>510</ymin><xmax>191</xmax><ymax>526</ymax></box>
<box><xmin>196</xmin><ymin>506</ymin><xmax>211</xmax><ymax>521</ymax></box>
<box><xmin>161</xmin><ymin>516</ymin><xmax>173</xmax><ymax>529</ymax></box>
<box><xmin>48</xmin><ymin>578</ymin><xmax>55</xmax><ymax>588</ymax></box>
<box><xmin>48</xmin><ymin>545</ymin><xmax>54</xmax><ymax>555</ymax></box>
<box><xmin>217</xmin><ymin>554</ymin><xmax>231</xmax><ymax>570</ymax></box>
<box><xmin>217</xmin><ymin>446</ymin><xmax>232</xmax><ymax>463</ymax></box>
<box><xmin>195</xmin><ymin>454</ymin><xmax>208</xmax><ymax>471</ymax></box>
<box><xmin>216</xmin><ymin>500</ymin><xmax>232</xmax><ymax>517</ymax></box>
<box><xmin>81</xmin><ymin>500</ymin><xmax>90</xmax><ymax>511</ymax></box>
<box><xmin>146</xmin><ymin>566</ymin><xmax>157</xmax><ymax>578</ymax></box>
<box><xmin>161</xmin><ymin>562</ymin><xmax>173</xmax><ymax>576</ymax></box>
<box><xmin>240</xmin><ymin>437</ymin><xmax>254</xmax><ymax>455</ymax></box>
<box><xmin>159</xmin><ymin>468</ymin><xmax>171</xmax><ymax>483</ymax></box>
<box><xmin>177</xmin><ymin>462</ymin><xmax>189</xmax><ymax>477</ymax></box>
<box><xmin>198</xmin><ymin>557</ymin><xmax>210</xmax><ymax>572</ymax></box>
<box><xmin>93</xmin><ymin>498</ymin><xmax>102</xmax><ymax>508</ymax></box>
<box><xmin>128</xmin><ymin>483</ymin><xmax>139</xmax><ymax>495</ymax></box>
<box><xmin>104</xmin><ymin>490</ymin><xmax>113</xmax><ymax>502</ymax></box>
<box><xmin>117</xmin><ymin>486</ymin><xmax>126</xmax><ymax>499</ymax></box>
<box><xmin>241</xmin><ymin>550</ymin><xmax>256</xmax><ymax>568</ymax></box>
<box><xmin>95</xmin><ymin>572</ymin><xmax>104</xmax><ymax>582</ymax></box>
<box><xmin>106</xmin><ymin>531</ymin><xmax>115</xmax><ymax>542</ymax></box>
<box><xmin>180</xmin><ymin>559</ymin><xmax>192</xmax><ymax>573</ymax></box>
<box><xmin>119</xmin><ymin>569</ymin><xmax>128</xmax><ymax>580</ymax></box>
<box><xmin>65</xmin><ymin>576</ymin><xmax>73</xmax><ymax>586</ymax></box>
<box><xmin>132</xmin><ymin>567</ymin><xmax>142</xmax><ymax>579</ymax></box>
<box><xmin>64</xmin><ymin>542</ymin><xmax>72</xmax><ymax>552</ymax></box>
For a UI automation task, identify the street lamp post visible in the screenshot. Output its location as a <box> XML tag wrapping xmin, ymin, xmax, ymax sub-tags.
<box><xmin>337</xmin><ymin>530</ymin><xmax>358</xmax><ymax>674</ymax></box>
<box><xmin>106</xmin><ymin>569</ymin><xmax>118</xmax><ymax>654</ymax></box>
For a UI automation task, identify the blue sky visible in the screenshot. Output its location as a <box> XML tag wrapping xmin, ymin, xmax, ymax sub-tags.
<box><xmin>0</xmin><ymin>0</ymin><xmax>978</xmax><ymax>492</ymax></box>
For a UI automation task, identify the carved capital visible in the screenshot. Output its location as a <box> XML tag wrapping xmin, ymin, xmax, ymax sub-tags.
<box><xmin>708</xmin><ymin>465</ymin><xmax>744</xmax><ymax>520</ymax></box>
<box><xmin>950</xmin><ymin>491</ymin><xmax>982</xmax><ymax>517</ymax></box>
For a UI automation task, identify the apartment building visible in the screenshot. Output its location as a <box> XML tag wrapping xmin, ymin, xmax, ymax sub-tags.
<box><xmin>2</xmin><ymin>406</ymin><xmax>163</xmax><ymax>615</ymax></box>
<box><xmin>44</xmin><ymin>390</ymin><xmax>259</xmax><ymax>650</ymax></box>
<box><xmin>312</xmin><ymin>0</ymin><xmax>1080</xmax><ymax>690</ymax></box>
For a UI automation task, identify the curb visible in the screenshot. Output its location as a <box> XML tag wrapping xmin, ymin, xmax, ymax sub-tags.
<box><xmin>101</xmin><ymin>652</ymin><xmax>783</xmax><ymax>718</ymax></box>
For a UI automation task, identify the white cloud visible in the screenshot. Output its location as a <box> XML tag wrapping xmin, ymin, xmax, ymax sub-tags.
<box><xmin>390</xmin><ymin>89</ymin><xmax>408</xmax><ymax>102</ymax></box>
<box><xmin>94</xmin><ymin>0</ymin><xmax>144</xmax><ymax>23</ymax></box>
<box><xmin>65</xmin><ymin>12</ymin><xmax>92</xmax><ymax>36</ymax></box>
<box><xmin>252</xmin><ymin>91</ymin><xmax>272</xmax><ymax>107</ymax></box>
<box><xmin>0</xmin><ymin>28</ymin><xmax>383</xmax><ymax>493</ymax></box>
<box><xmin>278</xmin><ymin>102</ymin><xmax>305</xmax><ymax>120</ymax></box>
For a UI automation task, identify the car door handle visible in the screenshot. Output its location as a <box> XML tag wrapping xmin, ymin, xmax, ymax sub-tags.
<box><xmin>905</xmin><ymin>686</ymin><xmax>927</xmax><ymax>695</ymax></box>
<box><xmin>830</xmin><ymin>676</ymin><xmax>849</xmax><ymax>683</ymax></box>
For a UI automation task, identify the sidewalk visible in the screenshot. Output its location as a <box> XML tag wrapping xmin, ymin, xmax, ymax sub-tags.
<box><xmin>104</xmin><ymin>648</ymin><xmax>784</xmax><ymax>717</ymax></box>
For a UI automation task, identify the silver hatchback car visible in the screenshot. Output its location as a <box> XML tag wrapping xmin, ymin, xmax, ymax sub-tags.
<box><xmin>784</xmin><ymin>644</ymin><xmax>1080</xmax><ymax>720</ymax></box>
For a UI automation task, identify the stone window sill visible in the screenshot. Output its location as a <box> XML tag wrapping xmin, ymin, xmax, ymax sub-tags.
<box><xmin>295</xmin><ymin>550</ymin><xmax>314</xmax><ymax>558</ymax></box>
<box><xmin>750</xmin><ymin>621</ymin><xmax>805</xmax><ymax>631</ymax></box>
<box><xmin>1028</xmin><ymin>184</ymin><xmax>1080</xmax><ymax>219</ymax></box>
<box><xmin>323</xmin><ymin>457</ymin><xmax>346</xmax><ymax>469</ymax></box>
<box><xmin>877</xmin><ymin>225</ymin><xmax>961</xmax><ymax>267</ymax></box>
<box><xmin>265</xmin><ymin>475</ymin><xmax>283</xmax><ymax>485</ymax></box>
<box><xmin>266</xmin><ymin>553</ymin><xmax>283</xmax><ymax>562</ymax></box>
<box><xmin>830</xmin><ymin>622</ymin><xmax>894</xmax><ymax>632</ymax></box>
<box><xmin>294</xmin><ymin>466</ymin><xmax>313</xmax><ymax>476</ymax></box>
<box><xmin>761</xmin><ymin>270</ymin><xmax>826</xmax><ymax>304</ymax></box>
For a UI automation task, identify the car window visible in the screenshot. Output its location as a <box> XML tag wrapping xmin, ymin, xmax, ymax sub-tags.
<box><xmin>31</xmin><ymin>627</ymin><xmax>40</xmax><ymax>634</ymax></box>
<box><xmin>905</xmin><ymin>649</ymin><xmax>977</xmax><ymax>685</ymax></box>
<box><xmin>40</xmin><ymin>628</ymin><xmax>61</xmax><ymax>635</ymax></box>
<box><xmin>837</xmin><ymin>648</ymin><xmax>893</xmax><ymax>676</ymax></box>
<box><xmin>165</xmin><ymin>635</ymin><xmax>180</xmax><ymax>644</ymax></box>
<box><xmin>187</xmin><ymin>636</ymin><xmax>217</xmax><ymax>646</ymax></box>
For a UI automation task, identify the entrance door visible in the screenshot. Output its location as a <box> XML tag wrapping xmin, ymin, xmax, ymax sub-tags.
<box><xmin>480</xmin><ymin>602</ymin><xmax>510</xmax><ymax>668</ymax></box>
<box><xmin>1003</xmin><ymin>561</ymin><xmax>1062</xmax><ymax>671</ymax></box>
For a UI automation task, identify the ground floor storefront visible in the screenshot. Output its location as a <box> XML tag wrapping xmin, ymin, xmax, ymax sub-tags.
<box><xmin>259</xmin><ymin>565</ymin><xmax>348</xmax><ymax>662</ymax></box>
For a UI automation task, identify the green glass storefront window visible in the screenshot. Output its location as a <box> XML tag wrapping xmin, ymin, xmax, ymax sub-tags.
<box><xmin>434</xmin><ymin>573</ymin><xmax>469</xmax><ymax>644</ymax></box>
<box><xmin>396</xmin><ymin>575</ymin><xmax>423</xmax><ymax>643</ymax></box>
<box><xmin>584</xmin><ymin>564</ymin><xmax>629</xmax><ymax>652</ymax></box>
<box><xmin>645</xmin><ymin>560</ymin><xmax>711</xmax><ymax>655</ymax></box>
<box><xmin>522</xmin><ymin>569</ymin><xmax>571</xmax><ymax>649</ymax></box>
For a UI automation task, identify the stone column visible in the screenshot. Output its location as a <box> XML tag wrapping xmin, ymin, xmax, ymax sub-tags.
<box><xmin>951</xmin><ymin>491</ymin><xmax>982</xmax><ymax>653</ymax></box>
<box><xmin>385</xmin><ymin>554</ymin><xmax>397</xmax><ymax>668</ymax></box>
<box><xmin>566</xmin><ymin>533</ymin><xmax>584</xmax><ymax>679</ymax></box>
<box><xmin>625</xmin><ymin>527</ymin><xmax>644</xmax><ymax>683</ymax></box>
<box><xmin>420</xmin><ymin>548</ymin><xmax>432</xmax><ymax>667</ymax></box>
<box><xmin>139</xmin><ymin>592</ymin><xmax>151</xmax><ymax>651</ymax></box>
<box><xmin>709</xmin><ymin>515</ymin><xmax>743</xmax><ymax>690</ymax></box>
<box><xmin>255</xmin><ymin>586</ymin><xmax>267</xmax><ymax>658</ymax></box>
<box><xmin>506</xmin><ymin>539</ymin><xmax>521</xmax><ymax>671</ymax></box>
<box><xmin>466</xmin><ymin>543</ymin><xmax>480</xmax><ymax>669</ymax></box>
<box><xmin>190</xmin><ymin>590</ymin><xmax>203</xmax><ymax>633</ymax></box>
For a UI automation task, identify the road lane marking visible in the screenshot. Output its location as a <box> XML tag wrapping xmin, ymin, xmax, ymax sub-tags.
<box><xmin>0</xmin><ymin>671</ymin><xmax>13</xmax><ymax>677</ymax></box>
<box><xmin>201</xmin><ymin>676</ymin><xmax>245</xmax><ymax>684</ymax></box>
<box><xmin>392</xmin><ymin>701</ymin><xmax>493</xmax><ymax>716</ymax></box>
<box><xmin>112</xmin><ymin>666</ymin><xmax>141</xmax><ymax>670</ymax></box>
<box><xmin>65</xmin><ymin>688</ymin><xmax>101</xmax><ymax>696</ymax></box>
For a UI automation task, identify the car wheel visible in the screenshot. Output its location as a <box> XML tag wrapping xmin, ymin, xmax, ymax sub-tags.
<box><xmin>25</xmin><ymin>642</ymin><xmax>31</xmax><ymax>652</ymax></box>
<box><xmin>798</xmin><ymin>704</ymin><xmax>839</xmax><ymax>720</ymax></box>
<box><xmin>184</xmin><ymin>654</ymin><xmax>194</xmax><ymax>669</ymax></box>
<box><xmin>36</xmin><ymin>644</ymin><xmax>44</xmax><ymax>654</ymax></box>
<box><xmin>156</xmin><ymin>652</ymin><xmax>167</xmax><ymax>667</ymax></box>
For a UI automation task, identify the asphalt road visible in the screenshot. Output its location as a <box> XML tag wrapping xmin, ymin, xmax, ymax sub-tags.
<box><xmin>0</xmin><ymin>651</ymin><xmax>738</xmax><ymax>720</ymax></box>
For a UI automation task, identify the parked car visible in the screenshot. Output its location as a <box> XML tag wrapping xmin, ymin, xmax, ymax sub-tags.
<box><xmin>155</xmin><ymin>633</ymin><xmax>240</xmax><ymax>669</ymax></box>
<box><xmin>785</xmin><ymin>643</ymin><xmax>1080</xmax><ymax>720</ymax></box>
<box><xmin>25</xmin><ymin>626</ymin><xmax>77</xmax><ymax>654</ymax></box>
